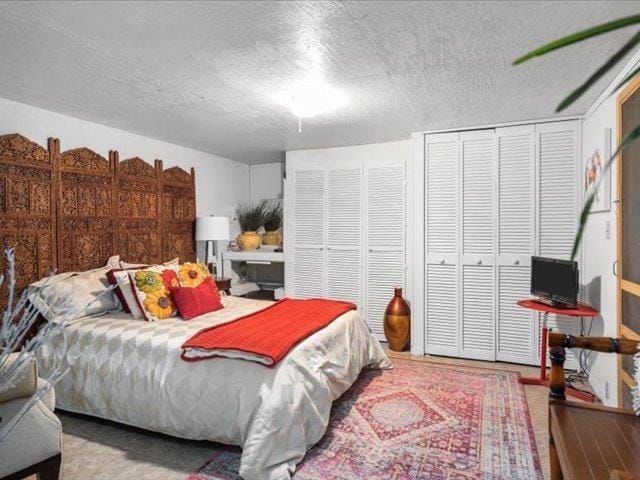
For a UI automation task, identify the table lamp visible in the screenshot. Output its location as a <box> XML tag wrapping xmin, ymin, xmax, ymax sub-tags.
<box><xmin>195</xmin><ymin>216</ymin><xmax>230</xmax><ymax>276</ymax></box>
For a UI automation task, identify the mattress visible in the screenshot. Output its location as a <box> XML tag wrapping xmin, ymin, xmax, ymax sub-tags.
<box><xmin>37</xmin><ymin>295</ymin><xmax>391</xmax><ymax>480</ymax></box>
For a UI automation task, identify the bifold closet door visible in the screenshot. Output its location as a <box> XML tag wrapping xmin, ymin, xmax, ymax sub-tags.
<box><xmin>291</xmin><ymin>168</ymin><xmax>325</xmax><ymax>299</ymax></box>
<box><xmin>424</xmin><ymin>133</ymin><xmax>459</xmax><ymax>356</ymax></box>
<box><xmin>326</xmin><ymin>166</ymin><xmax>363</xmax><ymax>309</ymax></box>
<box><xmin>536</xmin><ymin>121</ymin><xmax>579</xmax><ymax>368</ymax></box>
<box><xmin>365</xmin><ymin>162</ymin><xmax>405</xmax><ymax>340</ymax></box>
<box><xmin>459</xmin><ymin>130</ymin><xmax>496</xmax><ymax>361</ymax></box>
<box><xmin>495</xmin><ymin>125</ymin><xmax>536</xmax><ymax>364</ymax></box>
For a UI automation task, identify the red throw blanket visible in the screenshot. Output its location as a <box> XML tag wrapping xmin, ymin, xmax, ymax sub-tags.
<box><xmin>181</xmin><ymin>298</ymin><xmax>356</xmax><ymax>367</ymax></box>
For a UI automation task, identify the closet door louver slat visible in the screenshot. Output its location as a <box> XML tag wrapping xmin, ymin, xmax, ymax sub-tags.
<box><xmin>537</xmin><ymin>123</ymin><xmax>579</xmax><ymax>369</ymax></box>
<box><xmin>496</xmin><ymin>126</ymin><xmax>535</xmax><ymax>364</ymax></box>
<box><xmin>538</xmin><ymin>130</ymin><xmax>577</xmax><ymax>259</ymax></box>
<box><xmin>366</xmin><ymin>164</ymin><xmax>405</xmax><ymax>340</ymax></box>
<box><xmin>367</xmin><ymin>250</ymin><xmax>405</xmax><ymax>338</ymax></box>
<box><xmin>424</xmin><ymin>133</ymin><xmax>459</xmax><ymax>356</ymax></box>
<box><xmin>292</xmin><ymin>169</ymin><xmax>325</xmax><ymax>298</ymax></box>
<box><xmin>292</xmin><ymin>247</ymin><xmax>324</xmax><ymax>298</ymax></box>
<box><xmin>327</xmin><ymin>167</ymin><xmax>362</xmax><ymax>308</ymax></box>
<box><xmin>425</xmin><ymin>263</ymin><xmax>458</xmax><ymax>355</ymax></box>
<box><xmin>498</xmin><ymin>265</ymin><xmax>534</xmax><ymax>363</ymax></box>
<box><xmin>426</xmin><ymin>140</ymin><xmax>458</xmax><ymax>255</ymax></box>
<box><xmin>459</xmin><ymin>131</ymin><xmax>495</xmax><ymax>360</ymax></box>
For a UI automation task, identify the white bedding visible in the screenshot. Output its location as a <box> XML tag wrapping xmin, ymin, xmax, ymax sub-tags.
<box><xmin>37</xmin><ymin>295</ymin><xmax>391</xmax><ymax>479</ymax></box>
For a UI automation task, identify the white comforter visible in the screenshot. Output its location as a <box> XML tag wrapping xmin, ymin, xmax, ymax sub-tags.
<box><xmin>37</xmin><ymin>296</ymin><xmax>391</xmax><ymax>479</ymax></box>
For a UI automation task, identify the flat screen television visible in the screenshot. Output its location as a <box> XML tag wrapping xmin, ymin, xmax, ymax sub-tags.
<box><xmin>530</xmin><ymin>256</ymin><xmax>579</xmax><ymax>308</ymax></box>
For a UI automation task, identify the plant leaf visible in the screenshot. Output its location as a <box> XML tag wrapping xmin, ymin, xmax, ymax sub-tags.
<box><xmin>557</xmin><ymin>31</ymin><xmax>640</xmax><ymax>112</ymax></box>
<box><xmin>571</xmin><ymin>122</ymin><xmax>640</xmax><ymax>260</ymax></box>
<box><xmin>514</xmin><ymin>14</ymin><xmax>640</xmax><ymax>65</ymax></box>
<box><xmin>608</xmin><ymin>65</ymin><xmax>640</xmax><ymax>98</ymax></box>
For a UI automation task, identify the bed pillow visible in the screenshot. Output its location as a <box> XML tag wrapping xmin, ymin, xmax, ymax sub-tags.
<box><xmin>119</xmin><ymin>257</ymin><xmax>179</xmax><ymax>270</ymax></box>
<box><xmin>28</xmin><ymin>259</ymin><xmax>121</xmax><ymax>323</ymax></box>
<box><xmin>177</xmin><ymin>262</ymin><xmax>211</xmax><ymax>287</ymax></box>
<box><xmin>106</xmin><ymin>268</ymin><xmax>146</xmax><ymax>317</ymax></box>
<box><xmin>170</xmin><ymin>277</ymin><xmax>223</xmax><ymax>320</ymax></box>
<box><xmin>128</xmin><ymin>265</ymin><xmax>180</xmax><ymax>322</ymax></box>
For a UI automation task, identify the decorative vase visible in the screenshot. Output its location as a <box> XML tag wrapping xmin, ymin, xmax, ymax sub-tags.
<box><xmin>237</xmin><ymin>231</ymin><xmax>262</xmax><ymax>251</ymax></box>
<box><xmin>262</xmin><ymin>231</ymin><xmax>282</xmax><ymax>246</ymax></box>
<box><xmin>383</xmin><ymin>287</ymin><xmax>410</xmax><ymax>352</ymax></box>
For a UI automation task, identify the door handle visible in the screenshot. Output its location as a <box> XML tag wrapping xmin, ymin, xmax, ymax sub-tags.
<box><xmin>613</xmin><ymin>260</ymin><xmax>618</xmax><ymax>277</ymax></box>
<box><xmin>514</xmin><ymin>259</ymin><xmax>520</xmax><ymax>265</ymax></box>
<box><xmin>476</xmin><ymin>259</ymin><xmax>482</xmax><ymax>265</ymax></box>
<box><xmin>440</xmin><ymin>259</ymin><xmax>445</xmax><ymax>264</ymax></box>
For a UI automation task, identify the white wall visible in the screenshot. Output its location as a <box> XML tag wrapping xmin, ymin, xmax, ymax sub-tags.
<box><xmin>582</xmin><ymin>49</ymin><xmax>640</xmax><ymax>406</ymax></box>
<box><xmin>250</xmin><ymin>162</ymin><xmax>284</xmax><ymax>204</ymax></box>
<box><xmin>0</xmin><ymin>96</ymin><xmax>251</xmax><ymax>261</ymax></box>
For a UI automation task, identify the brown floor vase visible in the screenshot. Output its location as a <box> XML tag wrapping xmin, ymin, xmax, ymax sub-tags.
<box><xmin>383</xmin><ymin>287</ymin><xmax>411</xmax><ymax>352</ymax></box>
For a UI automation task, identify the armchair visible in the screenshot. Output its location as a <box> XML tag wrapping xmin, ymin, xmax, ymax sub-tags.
<box><xmin>0</xmin><ymin>354</ymin><xmax>61</xmax><ymax>480</ymax></box>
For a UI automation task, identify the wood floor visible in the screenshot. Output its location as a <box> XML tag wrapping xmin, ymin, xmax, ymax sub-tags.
<box><xmin>27</xmin><ymin>352</ymin><xmax>579</xmax><ymax>480</ymax></box>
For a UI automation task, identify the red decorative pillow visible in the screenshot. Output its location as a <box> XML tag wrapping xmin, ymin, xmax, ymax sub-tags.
<box><xmin>170</xmin><ymin>277</ymin><xmax>223</xmax><ymax>321</ymax></box>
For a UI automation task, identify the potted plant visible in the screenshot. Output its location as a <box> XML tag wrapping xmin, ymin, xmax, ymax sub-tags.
<box><xmin>235</xmin><ymin>201</ymin><xmax>267</xmax><ymax>250</ymax></box>
<box><xmin>262</xmin><ymin>202</ymin><xmax>283</xmax><ymax>246</ymax></box>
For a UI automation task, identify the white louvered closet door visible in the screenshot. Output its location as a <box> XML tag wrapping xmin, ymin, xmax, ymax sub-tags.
<box><xmin>365</xmin><ymin>162</ymin><xmax>405</xmax><ymax>340</ymax></box>
<box><xmin>460</xmin><ymin>130</ymin><xmax>496</xmax><ymax>361</ymax></box>
<box><xmin>495</xmin><ymin>125</ymin><xmax>536</xmax><ymax>364</ymax></box>
<box><xmin>424</xmin><ymin>133</ymin><xmax>459</xmax><ymax>356</ymax></box>
<box><xmin>536</xmin><ymin>121</ymin><xmax>579</xmax><ymax>368</ymax></box>
<box><xmin>326</xmin><ymin>166</ymin><xmax>363</xmax><ymax>309</ymax></box>
<box><xmin>292</xmin><ymin>168</ymin><xmax>325</xmax><ymax>299</ymax></box>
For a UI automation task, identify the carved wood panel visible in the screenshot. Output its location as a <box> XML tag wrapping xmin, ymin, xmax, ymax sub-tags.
<box><xmin>55</xmin><ymin>142</ymin><xmax>116</xmax><ymax>272</ymax></box>
<box><xmin>0</xmin><ymin>133</ymin><xmax>197</xmax><ymax>301</ymax></box>
<box><xmin>113</xmin><ymin>153</ymin><xmax>162</xmax><ymax>265</ymax></box>
<box><xmin>161</xmin><ymin>165</ymin><xmax>196</xmax><ymax>262</ymax></box>
<box><xmin>0</xmin><ymin>134</ymin><xmax>56</xmax><ymax>301</ymax></box>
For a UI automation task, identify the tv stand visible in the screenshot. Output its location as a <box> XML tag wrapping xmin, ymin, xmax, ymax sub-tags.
<box><xmin>535</xmin><ymin>297</ymin><xmax>576</xmax><ymax>309</ymax></box>
<box><xmin>516</xmin><ymin>299</ymin><xmax>598</xmax><ymax>402</ymax></box>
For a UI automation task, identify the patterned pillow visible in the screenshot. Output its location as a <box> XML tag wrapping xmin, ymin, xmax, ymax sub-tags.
<box><xmin>106</xmin><ymin>268</ymin><xmax>145</xmax><ymax>318</ymax></box>
<box><xmin>128</xmin><ymin>264</ymin><xmax>180</xmax><ymax>322</ymax></box>
<box><xmin>28</xmin><ymin>258</ymin><xmax>121</xmax><ymax>323</ymax></box>
<box><xmin>177</xmin><ymin>262</ymin><xmax>211</xmax><ymax>287</ymax></box>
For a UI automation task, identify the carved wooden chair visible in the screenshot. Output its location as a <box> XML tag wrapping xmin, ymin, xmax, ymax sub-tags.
<box><xmin>548</xmin><ymin>332</ymin><xmax>640</xmax><ymax>480</ymax></box>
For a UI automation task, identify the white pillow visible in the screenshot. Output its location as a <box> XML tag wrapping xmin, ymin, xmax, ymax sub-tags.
<box><xmin>28</xmin><ymin>257</ymin><xmax>121</xmax><ymax>323</ymax></box>
<box><xmin>119</xmin><ymin>258</ymin><xmax>179</xmax><ymax>270</ymax></box>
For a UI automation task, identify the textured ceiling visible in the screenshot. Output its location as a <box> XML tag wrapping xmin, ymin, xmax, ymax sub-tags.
<box><xmin>0</xmin><ymin>1</ymin><xmax>638</xmax><ymax>163</ymax></box>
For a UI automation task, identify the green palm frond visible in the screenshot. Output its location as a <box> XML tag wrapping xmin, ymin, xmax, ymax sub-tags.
<box><xmin>513</xmin><ymin>14</ymin><xmax>640</xmax><ymax>65</ymax></box>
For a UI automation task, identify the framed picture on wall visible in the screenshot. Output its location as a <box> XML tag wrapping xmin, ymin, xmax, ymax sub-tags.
<box><xmin>584</xmin><ymin>128</ymin><xmax>612</xmax><ymax>213</ymax></box>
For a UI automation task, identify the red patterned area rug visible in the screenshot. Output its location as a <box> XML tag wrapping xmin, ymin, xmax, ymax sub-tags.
<box><xmin>187</xmin><ymin>359</ymin><xmax>542</xmax><ymax>479</ymax></box>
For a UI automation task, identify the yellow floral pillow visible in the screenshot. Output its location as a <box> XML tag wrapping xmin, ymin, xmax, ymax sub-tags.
<box><xmin>178</xmin><ymin>262</ymin><xmax>211</xmax><ymax>287</ymax></box>
<box><xmin>128</xmin><ymin>264</ymin><xmax>179</xmax><ymax>322</ymax></box>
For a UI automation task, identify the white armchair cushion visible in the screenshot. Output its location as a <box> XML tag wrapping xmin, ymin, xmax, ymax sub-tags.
<box><xmin>0</xmin><ymin>397</ymin><xmax>62</xmax><ymax>477</ymax></box>
<box><xmin>0</xmin><ymin>353</ymin><xmax>37</xmax><ymax>404</ymax></box>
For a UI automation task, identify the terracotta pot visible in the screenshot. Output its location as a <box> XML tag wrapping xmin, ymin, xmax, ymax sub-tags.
<box><xmin>262</xmin><ymin>231</ymin><xmax>282</xmax><ymax>246</ymax></box>
<box><xmin>237</xmin><ymin>231</ymin><xmax>262</xmax><ymax>250</ymax></box>
<box><xmin>383</xmin><ymin>287</ymin><xmax>410</xmax><ymax>352</ymax></box>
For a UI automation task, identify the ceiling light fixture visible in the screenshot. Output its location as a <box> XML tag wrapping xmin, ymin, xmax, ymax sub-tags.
<box><xmin>282</xmin><ymin>85</ymin><xmax>347</xmax><ymax>133</ymax></box>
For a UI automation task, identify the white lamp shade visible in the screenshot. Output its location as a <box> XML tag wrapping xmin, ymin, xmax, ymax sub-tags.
<box><xmin>195</xmin><ymin>216</ymin><xmax>230</xmax><ymax>241</ymax></box>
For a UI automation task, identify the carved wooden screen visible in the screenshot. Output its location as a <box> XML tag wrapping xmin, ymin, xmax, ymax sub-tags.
<box><xmin>55</xmin><ymin>143</ymin><xmax>116</xmax><ymax>272</ymax></box>
<box><xmin>0</xmin><ymin>134</ymin><xmax>56</xmax><ymax>299</ymax></box>
<box><xmin>161</xmin><ymin>165</ymin><xmax>196</xmax><ymax>262</ymax></box>
<box><xmin>0</xmin><ymin>133</ymin><xmax>197</xmax><ymax>294</ymax></box>
<box><xmin>113</xmin><ymin>154</ymin><xmax>162</xmax><ymax>265</ymax></box>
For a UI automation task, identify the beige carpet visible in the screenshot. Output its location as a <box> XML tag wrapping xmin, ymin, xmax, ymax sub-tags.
<box><xmin>31</xmin><ymin>353</ymin><xmax>579</xmax><ymax>480</ymax></box>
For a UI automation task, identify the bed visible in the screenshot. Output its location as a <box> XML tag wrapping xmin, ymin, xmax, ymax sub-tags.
<box><xmin>37</xmin><ymin>295</ymin><xmax>391</xmax><ymax>480</ymax></box>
